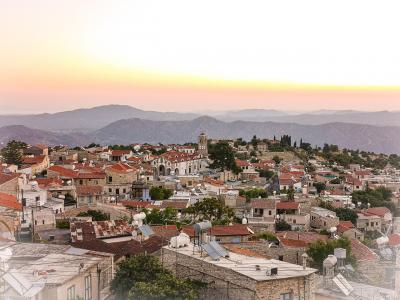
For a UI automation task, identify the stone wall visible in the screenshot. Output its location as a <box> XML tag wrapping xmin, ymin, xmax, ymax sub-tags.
<box><xmin>162</xmin><ymin>247</ymin><xmax>315</xmax><ymax>300</ymax></box>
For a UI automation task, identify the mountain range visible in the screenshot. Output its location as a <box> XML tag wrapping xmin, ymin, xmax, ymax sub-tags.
<box><xmin>1</xmin><ymin>115</ymin><xmax>399</xmax><ymax>154</ymax></box>
<box><xmin>2</xmin><ymin>105</ymin><xmax>400</xmax><ymax>132</ymax></box>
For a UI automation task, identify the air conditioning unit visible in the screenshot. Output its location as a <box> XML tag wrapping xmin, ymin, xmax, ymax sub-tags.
<box><xmin>266</xmin><ymin>267</ymin><xmax>278</xmax><ymax>276</ymax></box>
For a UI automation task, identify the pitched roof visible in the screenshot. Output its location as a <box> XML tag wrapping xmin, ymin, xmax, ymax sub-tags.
<box><xmin>279</xmin><ymin>238</ymin><xmax>308</xmax><ymax>248</ymax></box>
<box><xmin>70</xmin><ymin>220</ymin><xmax>133</xmax><ymax>242</ymax></box>
<box><xmin>388</xmin><ymin>234</ymin><xmax>400</xmax><ymax>247</ymax></box>
<box><xmin>111</xmin><ymin>150</ymin><xmax>132</xmax><ymax>156</ymax></box>
<box><xmin>76</xmin><ymin>185</ymin><xmax>103</xmax><ymax>196</ymax></box>
<box><xmin>364</xmin><ymin>207</ymin><xmax>391</xmax><ymax>217</ymax></box>
<box><xmin>0</xmin><ymin>173</ymin><xmax>20</xmax><ymax>186</ymax></box>
<box><xmin>106</xmin><ymin>163</ymin><xmax>135</xmax><ymax>173</ymax></box>
<box><xmin>0</xmin><ymin>192</ymin><xmax>22</xmax><ymax>211</ymax></box>
<box><xmin>161</xmin><ymin>200</ymin><xmax>188</xmax><ymax>210</ymax></box>
<box><xmin>276</xmin><ymin>232</ymin><xmax>329</xmax><ymax>245</ymax></box>
<box><xmin>250</xmin><ymin>198</ymin><xmax>275</xmax><ymax>209</ymax></box>
<box><xmin>276</xmin><ymin>202</ymin><xmax>299</xmax><ymax>210</ymax></box>
<box><xmin>350</xmin><ymin>238</ymin><xmax>379</xmax><ymax>261</ymax></box>
<box><xmin>22</xmin><ymin>155</ymin><xmax>46</xmax><ymax>165</ymax></box>
<box><xmin>48</xmin><ymin>165</ymin><xmax>78</xmax><ymax>178</ymax></box>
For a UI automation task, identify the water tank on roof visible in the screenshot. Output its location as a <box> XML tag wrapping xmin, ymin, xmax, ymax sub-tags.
<box><xmin>242</xmin><ymin>217</ymin><xmax>248</xmax><ymax>225</ymax></box>
<box><xmin>194</xmin><ymin>220</ymin><xmax>212</xmax><ymax>234</ymax></box>
<box><xmin>376</xmin><ymin>236</ymin><xmax>389</xmax><ymax>246</ymax></box>
<box><xmin>323</xmin><ymin>255</ymin><xmax>338</xmax><ymax>268</ymax></box>
<box><xmin>334</xmin><ymin>248</ymin><xmax>346</xmax><ymax>259</ymax></box>
<box><xmin>329</xmin><ymin>227</ymin><xmax>337</xmax><ymax>233</ymax></box>
<box><xmin>133</xmin><ymin>212</ymin><xmax>146</xmax><ymax>221</ymax></box>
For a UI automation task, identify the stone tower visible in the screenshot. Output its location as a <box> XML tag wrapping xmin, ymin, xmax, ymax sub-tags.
<box><xmin>198</xmin><ymin>132</ymin><xmax>208</xmax><ymax>157</ymax></box>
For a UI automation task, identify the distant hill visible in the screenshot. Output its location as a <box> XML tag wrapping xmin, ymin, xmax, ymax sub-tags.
<box><xmin>91</xmin><ymin>117</ymin><xmax>400</xmax><ymax>154</ymax></box>
<box><xmin>0</xmin><ymin>125</ymin><xmax>89</xmax><ymax>147</ymax></box>
<box><xmin>1</xmin><ymin>118</ymin><xmax>399</xmax><ymax>153</ymax></box>
<box><xmin>0</xmin><ymin>105</ymin><xmax>199</xmax><ymax>132</ymax></box>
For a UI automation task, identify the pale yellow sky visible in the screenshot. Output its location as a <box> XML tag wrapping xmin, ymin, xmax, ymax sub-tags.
<box><xmin>1</xmin><ymin>0</ymin><xmax>400</xmax><ymax>113</ymax></box>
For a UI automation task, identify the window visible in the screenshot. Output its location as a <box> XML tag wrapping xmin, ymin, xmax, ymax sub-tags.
<box><xmin>67</xmin><ymin>285</ymin><xmax>75</xmax><ymax>300</ymax></box>
<box><xmin>268</xmin><ymin>210</ymin><xmax>272</xmax><ymax>215</ymax></box>
<box><xmin>109</xmin><ymin>188</ymin><xmax>112</xmax><ymax>193</ymax></box>
<box><xmin>278</xmin><ymin>255</ymin><xmax>284</xmax><ymax>261</ymax></box>
<box><xmin>79</xmin><ymin>180</ymin><xmax>83</xmax><ymax>185</ymax></box>
<box><xmin>85</xmin><ymin>275</ymin><xmax>92</xmax><ymax>300</ymax></box>
<box><xmin>116</xmin><ymin>188</ymin><xmax>120</xmax><ymax>195</ymax></box>
<box><xmin>280</xmin><ymin>292</ymin><xmax>293</xmax><ymax>300</ymax></box>
<box><xmin>123</xmin><ymin>188</ymin><xmax>126</xmax><ymax>193</ymax></box>
<box><xmin>42</xmin><ymin>220</ymin><xmax>45</xmax><ymax>225</ymax></box>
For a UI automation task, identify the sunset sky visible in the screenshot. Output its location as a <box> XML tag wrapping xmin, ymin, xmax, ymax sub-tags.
<box><xmin>2</xmin><ymin>0</ymin><xmax>400</xmax><ymax>114</ymax></box>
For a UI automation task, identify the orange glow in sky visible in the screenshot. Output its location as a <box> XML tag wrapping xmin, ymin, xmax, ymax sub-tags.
<box><xmin>1</xmin><ymin>0</ymin><xmax>400</xmax><ymax>113</ymax></box>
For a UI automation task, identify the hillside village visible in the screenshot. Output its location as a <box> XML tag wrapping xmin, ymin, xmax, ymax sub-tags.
<box><xmin>0</xmin><ymin>133</ymin><xmax>399</xmax><ymax>300</ymax></box>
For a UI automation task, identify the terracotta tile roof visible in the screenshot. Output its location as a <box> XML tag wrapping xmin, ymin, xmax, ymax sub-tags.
<box><xmin>339</xmin><ymin>221</ymin><xmax>354</xmax><ymax>229</ymax></box>
<box><xmin>161</xmin><ymin>200</ymin><xmax>188</xmax><ymax>210</ymax></box>
<box><xmin>36</xmin><ymin>177</ymin><xmax>63</xmax><ymax>188</ymax></box>
<box><xmin>0</xmin><ymin>173</ymin><xmax>20</xmax><ymax>185</ymax></box>
<box><xmin>250</xmin><ymin>198</ymin><xmax>275</xmax><ymax>209</ymax></box>
<box><xmin>276</xmin><ymin>202</ymin><xmax>299</xmax><ymax>210</ymax></box>
<box><xmin>48</xmin><ymin>166</ymin><xmax>78</xmax><ymax>178</ymax></box>
<box><xmin>71</xmin><ymin>235</ymin><xmax>165</xmax><ymax>260</ymax></box>
<box><xmin>203</xmin><ymin>177</ymin><xmax>225</xmax><ymax>186</ymax></box>
<box><xmin>223</xmin><ymin>244</ymin><xmax>269</xmax><ymax>258</ymax></box>
<box><xmin>158</xmin><ymin>150</ymin><xmax>200</xmax><ymax>163</ymax></box>
<box><xmin>22</xmin><ymin>155</ymin><xmax>46</xmax><ymax>165</ymax></box>
<box><xmin>279</xmin><ymin>238</ymin><xmax>308</xmax><ymax>248</ymax></box>
<box><xmin>76</xmin><ymin>185</ymin><xmax>103</xmax><ymax>196</ymax></box>
<box><xmin>121</xmin><ymin>200</ymin><xmax>153</xmax><ymax>209</ymax></box>
<box><xmin>70</xmin><ymin>220</ymin><xmax>133</xmax><ymax>242</ymax></box>
<box><xmin>388</xmin><ymin>234</ymin><xmax>400</xmax><ymax>247</ymax></box>
<box><xmin>75</xmin><ymin>171</ymin><xmax>105</xmax><ymax>179</ymax></box>
<box><xmin>0</xmin><ymin>192</ymin><xmax>22</xmax><ymax>211</ymax></box>
<box><xmin>354</xmin><ymin>170</ymin><xmax>372</xmax><ymax>176</ymax></box>
<box><xmin>235</xmin><ymin>160</ymin><xmax>252</xmax><ymax>167</ymax></box>
<box><xmin>364</xmin><ymin>207</ymin><xmax>391</xmax><ymax>217</ymax></box>
<box><xmin>151</xmin><ymin>225</ymin><xmax>180</xmax><ymax>240</ymax></box>
<box><xmin>350</xmin><ymin>238</ymin><xmax>378</xmax><ymax>261</ymax></box>
<box><xmin>111</xmin><ymin>150</ymin><xmax>132</xmax><ymax>156</ymax></box>
<box><xmin>106</xmin><ymin>163</ymin><xmax>136</xmax><ymax>174</ymax></box>
<box><xmin>276</xmin><ymin>232</ymin><xmax>329</xmax><ymax>245</ymax></box>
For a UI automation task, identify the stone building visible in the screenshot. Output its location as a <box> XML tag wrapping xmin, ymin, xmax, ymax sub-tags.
<box><xmin>198</xmin><ymin>132</ymin><xmax>208</xmax><ymax>157</ymax></box>
<box><xmin>162</xmin><ymin>243</ymin><xmax>317</xmax><ymax>300</ymax></box>
<box><xmin>310</xmin><ymin>207</ymin><xmax>339</xmax><ymax>230</ymax></box>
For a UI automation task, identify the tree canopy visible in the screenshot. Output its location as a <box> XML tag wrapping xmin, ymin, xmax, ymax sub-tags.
<box><xmin>208</xmin><ymin>142</ymin><xmax>239</xmax><ymax>173</ymax></box>
<box><xmin>185</xmin><ymin>197</ymin><xmax>234</xmax><ymax>225</ymax></box>
<box><xmin>1</xmin><ymin>140</ymin><xmax>27</xmax><ymax>166</ymax></box>
<box><xmin>352</xmin><ymin>186</ymin><xmax>395</xmax><ymax>212</ymax></box>
<box><xmin>111</xmin><ymin>254</ymin><xmax>203</xmax><ymax>300</ymax></box>
<box><xmin>77</xmin><ymin>209</ymin><xmax>110</xmax><ymax>221</ymax></box>
<box><xmin>307</xmin><ymin>238</ymin><xmax>355</xmax><ymax>270</ymax></box>
<box><xmin>141</xmin><ymin>207</ymin><xmax>178</xmax><ymax>225</ymax></box>
<box><xmin>150</xmin><ymin>187</ymin><xmax>173</xmax><ymax>200</ymax></box>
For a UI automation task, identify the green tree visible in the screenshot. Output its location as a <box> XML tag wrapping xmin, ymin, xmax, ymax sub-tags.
<box><xmin>307</xmin><ymin>238</ymin><xmax>355</xmax><ymax>271</ymax></box>
<box><xmin>142</xmin><ymin>207</ymin><xmax>178</xmax><ymax>225</ymax></box>
<box><xmin>313</xmin><ymin>182</ymin><xmax>326</xmax><ymax>194</ymax></box>
<box><xmin>334</xmin><ymin>208</ymin><xmax>358</xmax><ymax>224</ymax></box>
<box><xmin>239</xmin><ymin>188</ymin><xmax>268</xmax><ymax>201</ymax></box>
<box><xmin>352</xmin><ymin>186</ymin><xmax>395</xmax><ymax>212</ymax></box>
<box><xmin>208</xmin><ymin>142</ymin><xmax>239</xmax><ymax>173</ymax></box>
<box><xmin>150</xmin><ymin>187</ymin><xmax>173</xmax><ymax>200</ymax></box>
<box><xmin>257</xmin><ymin>169</ymin><xmax>275</xmax><ymax>180</ymax></box>
<box><xmin>275</xmin><ymin>219</ymin><xmax>291</xmax><ymax>231</ymax></box>
<box><xmin>111</xmin><ymin>254</ymin><xmax>168</xmax><ymax>299</ymax></box>
<box><xmin>128</xmin><ymin>273</ymin><xmax>203</xmax><ymax>300</ymax></box>
<box><xmin>186</xmin><ymin>197</ymin><xmax>234</xmax><ymax>224</ymax></box>
<box><xmin>64</xmin><ymin>193</ymin><xmax>76</xmax><ymax>206</ymax></box>
<box><xmin>286</xmin><ymin>186</ymin><xmax>295</xmax><ymax>201</ymax></box>
<box><xmin>1</xmin><ymin>140</ymin><xmax>27</xmax><ymax>166</ymax></box>
<box><xmin>272</xmin><ymin>155</ymin><xmax>281</xmax><ymax>165</ymax></box>
<box><xmin>77</xmin><ymin>209</ymin><xmax>110</xmax><ymax>221</ymax></box>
